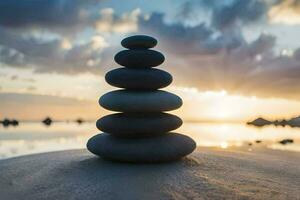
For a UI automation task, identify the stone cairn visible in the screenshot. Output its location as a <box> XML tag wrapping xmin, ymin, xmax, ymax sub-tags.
<box><xmin>87</xmin><ymin>35</ymin><xmax>196</xmax><ymax>163</ymax></box>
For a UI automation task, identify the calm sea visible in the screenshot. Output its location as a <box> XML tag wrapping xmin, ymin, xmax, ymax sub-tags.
<box><xmin>0</xmin><ymin>122</ymin><xmax>299</xmax><ymax>159</ymax></box>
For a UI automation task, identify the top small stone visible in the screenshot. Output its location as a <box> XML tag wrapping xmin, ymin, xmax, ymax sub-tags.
<box><xmin>121</xmin><ymin>35</ymin><xmax>157</xmax><ymax>49</ymax></box>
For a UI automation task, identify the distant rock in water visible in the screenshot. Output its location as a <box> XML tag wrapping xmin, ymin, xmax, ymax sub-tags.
<box><xmin>1</xmin><ymin>118</ymin><xmax>10</xmax><ymax>127</ymax></box>
<box><xmin>247</xmin><ymin>118</ymin><xmax>272</xmax><ymax>127</ymax></box>
<box><xmin>42</xmin><ymin>117</ymin><xmax>52</xmax><ymax>126</ymax></box>
<box><xmin>273</xmin><ymin>119</ymin><xmax>288</xmax><ymax>126</ymax></box>
<box><xmin>75</xmin><ymin>118</ymin><xmax>84</xmax><ymax>124</ymax></box>
<box><xmin>247</xmin><ymin>115</ymin><xmax>300</xmax><ymax>128</ymax></box>
<box><xmin>0</xmin><ymin>118</ymin><xmax>19</xmax><ymax>127</ymax></box>
<box><xmin>287</xmin><ymin>116</ymin><xmax>300</xmax><ymax>127</ymax></box>
<box><xmin>10</xmin><ymin>119</ymin><xmax>19</xmax><ymax>126</ymax></box>
<box><xmin>278</xmin><ymin>139</ymin><xmax>294</xmax><ymax>145</ymax></box>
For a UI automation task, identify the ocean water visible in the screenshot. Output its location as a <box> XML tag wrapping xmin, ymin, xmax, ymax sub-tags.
<box><xmin>0</xmin><ymin>122</ymin><xmax>299</xmax><ymax>159</ymax></box>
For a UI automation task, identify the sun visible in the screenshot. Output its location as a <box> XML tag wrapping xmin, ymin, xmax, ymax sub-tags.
<box><xmin>206</xmin><ymin>90</ymin><xmax>241</xmax><ymax>121</ymax></box>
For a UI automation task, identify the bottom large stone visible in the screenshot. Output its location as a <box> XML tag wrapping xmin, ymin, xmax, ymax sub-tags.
<box><xmin>87</xmin><ymin>133</ymin><xmax>196</xmax><ymax>163</ymax></box>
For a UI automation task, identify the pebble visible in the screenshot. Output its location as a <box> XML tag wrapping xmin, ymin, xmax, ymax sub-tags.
<box><xmin>96</xmin><ymin>113</ymin><xmax>182</xmax><ymax>136</ymax></box>
<box><xmin>105</xmin><ymin>68</ymin><xmax>172</xmax><ymax>89</ymax></box>
<box><xmin>99</xmin><ymin>90</ymin><xmax>182</xmax><ymax>112</ymax></box>
<box><xmin>114</xmin><ymin>50</ymin><xmax>165</xmax><ymax>68</ymax></box>
<box><xmin>87</xmin><ymin>133</ymin><xmax>196</xmax><ymax>163</ymax></box>
<box><xmin>121</xmin><ymin>35</ymin><xmax>157</xmax><ymax>49</ymax></box>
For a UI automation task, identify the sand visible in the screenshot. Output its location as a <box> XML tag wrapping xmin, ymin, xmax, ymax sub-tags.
<box><xmin>0</xmin><ymin>147</ymin><xmax>299</xmax><ymax>200</ymax></box>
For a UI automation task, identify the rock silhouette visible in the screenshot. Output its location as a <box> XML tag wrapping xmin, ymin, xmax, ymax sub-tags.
<box><xmin>0</xmin><ymin>118</ymin><xmax>19</xmax><ymax>127</ymax></box>
<box><xmin>279</xmin><ymin>139</ymin><xmax>294</xmax><ymax>145</ymax></box>
<box><xmin>247</xmin><ymin>117</ymin><xmax>271</xmax><ymax>127</ymax></box>
<box><xmin>42</xmin><ymin>117</ymin><xmax>52</xmax><ymax>126</ymax></box>
<box><xmin>75</xmin><ymin>118</ymin><xmax>84</xmax><ymax>124</ymax></box>
<box><xmin>248</xmin><ymin>115</ymin><xmax>300</xmax><ymax>128</ymax></box>
<box><xmin>87</xmin><ymin>35</ymin><xmax>196</xmax><ymax>163</ymax></box>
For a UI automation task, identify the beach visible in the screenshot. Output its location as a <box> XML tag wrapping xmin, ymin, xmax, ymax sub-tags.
<box><xmin>1</xmin><ymin>146</ymin><xmax>299</xmax><ymax>200</ymax></box>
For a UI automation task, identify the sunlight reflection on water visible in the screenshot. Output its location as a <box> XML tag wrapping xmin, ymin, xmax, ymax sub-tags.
<box><xmin>0</xmin><ymin>122</ymin><xmax>299</xmax><ymax>159</ymax></box>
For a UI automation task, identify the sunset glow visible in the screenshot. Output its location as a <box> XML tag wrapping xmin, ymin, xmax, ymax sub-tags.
<box><xmin>1</xmin><ymin>0</ymin><xmax>300</xmax><ymax>122</ymax></box>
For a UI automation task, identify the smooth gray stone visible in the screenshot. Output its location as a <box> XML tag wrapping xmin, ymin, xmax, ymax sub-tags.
<box><xmin>114</xmin><ymin>50</ymin><xmax>165</xmax><ymax>68</ymax></box>
<box><xmin>96</xmin><ymin>113</ymin><xmax>182</xmax><ymax>135</ymax></box>
<box><xmin>121</xmin><ymin>35</ymin><xmax>157</xmax><ymax>49</ymax></box>
<box><xmin>87</xmin><ymin>133</ymin><xmax>196</xmax><ymax>163</ymax></box>
<box><xmin>105</xmin><ymin>68</ymin><xmax>172</xmax><ymax>89</ymax></box>
<box><xmin>99</xmin><ymin>90</ymin><xmax>182</xmax><ymax>112</ymax></box>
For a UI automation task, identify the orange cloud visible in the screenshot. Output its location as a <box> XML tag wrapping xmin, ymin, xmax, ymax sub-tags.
<box><xmin>269</xmin><ymin>0</ymin><xmax>300</xmax><ymax>25</ymax></box>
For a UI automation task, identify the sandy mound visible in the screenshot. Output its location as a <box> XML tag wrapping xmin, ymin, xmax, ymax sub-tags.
<box><xmin>0</xmin><ymin>147</ymin><xmax>299</xmax><ymax>200</ymax></box>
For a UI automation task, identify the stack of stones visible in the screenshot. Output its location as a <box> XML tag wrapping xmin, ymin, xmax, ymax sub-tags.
<box><xmin>87</xmin><ymin>35</ymin><xmax>196</xmax><ymax>163</ymax></box>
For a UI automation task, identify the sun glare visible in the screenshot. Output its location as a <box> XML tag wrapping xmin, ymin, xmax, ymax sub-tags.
<box><xmin>169</xmin><ymin>86</ymin><xmax>300</xmax><ymax>122</ymax></box>
<box><xmin>220</xmin><ymin>142</ymin><xmax>228</xmax><ymax>149</ymax></box>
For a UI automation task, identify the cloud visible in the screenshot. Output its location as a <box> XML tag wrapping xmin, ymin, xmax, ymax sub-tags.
<box><xmin>211</xmin><ymin>0</ymin><xmax>267</xmax><ymax>30</ymax></box>
<box><xmin>0</xmin><ymin>1</ymin><xmax>117</xmax><ymax>74</ymax></box>
<box><xmin>90</xmin><ymin>35</ymin><xmax>109</xmax><ymax>50</ymax></box>
<box><xmin>248</xmin><ymin>33</ymin><xmax>276</xmax><ymax>56</ymax></box>
<box><xmin>0</xmin><ymin>0</ymin><xmax>100</xmax><ymax>30</ymax></box>
<box><xmin>139</xmin><ymin>12</ymin><xmax>248</xmax><ymax>55</ymax></box>
<box><xmin>0</xmin><ymin>25</ymin><xmax>110</xmax><ymax>74</ymax></box>
<box><xmin>0</xmin><ymin>3</ymin><xmax>141</xmax><ymax>74</ymax></box>
<box><xmin>0</xmin><ymin>45</ymin><xmax>25</xmax><ymax>67</ymax></box>
<box><xmin>269</xmin><ymin>0</ymin><xmax>300</xmax><ymax>25</ymax></box>
<box><xmin>0</xmin><ymin>1</ymin><xmax>142</xmax><ymax>36</ymax></box>
<box><xmin>1</xmin><ymin>0</ymin><xmax>300</xmax><ymax>100</ymax></box>
<box><xmin>139</xmin><ymin>13</ymin><xmax>214</xmax><ymax>54</ymax></box>
<box><xmin>139</xmin><ymin>11</ymin><xmax>300</xmax><ymax>99</ymax></box>
<box><xmin>177</xmin><ymin>0</ymin><xmax>267</xmax><ymax>30</ymax></box>
<box><xmin>95</xmin><ymin>8</ymin><xmax>141</xmax><ymax>33</ymax></box>
<box><xmin>293</xmin><ymin>48</ymin><xmax>300</xmax><ymax>60</ymax></box>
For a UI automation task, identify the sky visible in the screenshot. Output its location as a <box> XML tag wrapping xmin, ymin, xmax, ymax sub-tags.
<box><xmin>1</xmin><ymin>0</ymin><xmax>300</xmax><ymax>122</ymax></box>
